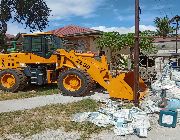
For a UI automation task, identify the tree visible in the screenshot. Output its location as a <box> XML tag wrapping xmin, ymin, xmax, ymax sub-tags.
<box><xmin>170</xmin><ymin>15</ymin><xmax>180</xmax><ymax>36</ymax></box>
<box><xmin>97</xmin><ymin>32</ymin><xmax>125</xmax><ymax>70</ymax></box>
<box><xmin>0</xmin><ymin>32</ymin><xmax>7</xmax><ymax>50</ymax></box>
<box><xmin>97</xmin><ymin>31</ymin><xmax>157</xmax><ymax>69</ymax></box>
<box><xmin>97</xmin><ymin>32</ymin><xmax>123</xmax><ymax>59</ymax></box>
<box><xmin>117</xmin><ymin>31</ymin><xmax>157</xmax><ymax>55</ymax></box>
<box><xmin>118</xmin><ymin>31</ymin><xmax>157</xmax><ymax>68</ymax></box>
<box><xmin>139</xmin><ymin>30</ymin><xmax>157</xmax><ymax>55</ymax></box>
<box><xmin>0</xmin><ymin>0</ymin><xmax>51</xmax><ymax>49</ymax></box>
<box><xmin>154</xmin><ymin>16</ymin><xmax>174</xmax><ymax>37</ymax></box>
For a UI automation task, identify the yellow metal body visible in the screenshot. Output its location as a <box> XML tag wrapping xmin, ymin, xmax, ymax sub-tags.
<box><xmin>63</xmin><ymin>74</ymin><xmax>82</xmax><ymax>91</ymax></box>
<box><xmin>1</xmin><ymin>74</ymin><xmax>15</xmax><ymax>88</ymax></box>
<box><xmin>0</xmin><ymin>48</ymin><xmax>147</xmax><ymax>100</ymax></box>
<box><xmin>57</xmin><ymin>49</ymin><xmax>147</xmax><ymax>100</ymax></box>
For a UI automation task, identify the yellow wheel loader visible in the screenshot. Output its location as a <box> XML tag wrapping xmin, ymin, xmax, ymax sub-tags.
<box><xmin>0</xmin><ymin>33</ymin><xmax>147</xmax><ymax>100</ymax></box>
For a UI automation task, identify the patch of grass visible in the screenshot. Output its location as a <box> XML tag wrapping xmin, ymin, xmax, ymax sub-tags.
<box><xmin>0</xmin><ymin>84</ymin><xmax>59</xmax><ymax>101</ymax></box>
<box><xmin>0</xmin><ymin>99</ymin><xmax>108</xmax><ymax>139</ymax></box>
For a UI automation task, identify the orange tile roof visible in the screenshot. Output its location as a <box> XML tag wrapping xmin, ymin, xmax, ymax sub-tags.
<box><xmin>49</xmin><ymin>25</ymin><xmax>101</xmax><ymax>37</ymax></box>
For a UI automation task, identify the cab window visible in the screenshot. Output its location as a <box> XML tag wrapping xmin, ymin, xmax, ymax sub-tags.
<box><xmin>23</xmin><ymin>37</ymin><xmax>31</xmax><ymax>52</ymax></box>
<box><xmin>32</xmin><ymin>36</ymin><xmax>42</xmax><ymax>52</ymax></box>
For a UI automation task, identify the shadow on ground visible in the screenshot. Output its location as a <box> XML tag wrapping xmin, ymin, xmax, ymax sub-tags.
<box><xmin>24</xmin><ymin>84</ymin><xmax>58</xmax><ymax>92</ymax></box>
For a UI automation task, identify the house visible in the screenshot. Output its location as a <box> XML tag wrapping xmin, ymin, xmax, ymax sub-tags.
<box><xmin>0</xmin><ymin>34</ymin><xmax>15</xmax><ymax>51</ymax></box>
<box><xmin>6</xmin><ymin>34</ymin><xmax>15</xmax><ymax>40</ymax></box>
<box><xmin>153</xmin><ymin>37</ymin><xmax>180</xmax><ymax>54</ymax></box>
<box><xmin>48</xmin><ymin>25</ymin><xmax>102</xmax><ymax>54</ymax></box>
<box><xmin>48</xmin><ymin>25</ymin><xmax>132</xmax><ymax>63</ymax></box>
<box><xmin>151</xmin><ymin>37</ymin><xmax>180</xmax><ymax>74</ymax></box>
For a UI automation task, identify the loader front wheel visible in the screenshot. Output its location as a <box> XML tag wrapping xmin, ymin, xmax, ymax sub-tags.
<box><xmin>0</xmin><ymin>69</ymin><xmax>27</xmax><ymax>92</ymax></box>
<box><xmin>58</xmin><ymin>69</ymin><xmax>93</xmax><ymax>97</ymax></box>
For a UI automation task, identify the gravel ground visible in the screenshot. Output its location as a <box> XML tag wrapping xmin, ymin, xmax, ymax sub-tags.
<box><xmin>27</xmin><ymin>129</ymin><xmax>80</xmax><ymax>140</ymax></box>
<box><xmin>4</xmin><ymin>124</ymin><xmax>180</xmax><ymax>140</ymax></box>
<box><xmin>0</xmin><ymin>91</ymin><xmax>109</xmax><ymax>113</ymax></box>
<box><xmin>90</xmin><ymin>125</ymin><xmax>180</xmax><ymax>140</ymax></box>
<box><xmin>1</xmin><ymin>129</ymin><xmax>80</xmax><ymax>140</ymax></box>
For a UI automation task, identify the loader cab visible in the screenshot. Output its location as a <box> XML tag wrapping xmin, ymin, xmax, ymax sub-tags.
<box><xmin>23</xmin><ymin>33</ymin><xmax>62</xmax><ymax>58</ymax></box>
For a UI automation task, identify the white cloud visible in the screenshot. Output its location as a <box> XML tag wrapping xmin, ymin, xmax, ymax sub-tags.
<box><xmin>7</xmin><ymin>22</ymin><xmax>40</xmax><ymax>35</ymax></box>
<box><xmin>46</xmin><ymin>0</ymin><xmax>105</xmax><ymax>20</ymax></box>
<box><xmin>117</xmin><ymin>15</ymin><xmax>134</xmax><ymax>21</ymax></box>
<box><xmin>91</xmin><ymin>25</ymin><xmax>157</xmax><ymax>34</ymax></box>
<box><xmin>7</xmin><ymin>22</ymin><xmax>29</xmax><ymax>35</ymax></box>
<box><xmin>6</xmin><ymin>0</ymin><xmax>105</xmax><ymax>35</ymax></box>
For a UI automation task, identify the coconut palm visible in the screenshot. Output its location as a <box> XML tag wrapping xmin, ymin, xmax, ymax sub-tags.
<box><xmin>170</xmin><ymin>15</ymin><xmax>180</xmax><ymax>35</ymax></box>
<box><xmin>154</xmin><ymin>16</ymin><xmax>174</xmax><ymax>37</ymax></box>
<box><xmin>170</xmin><ymin>15</ymin><xmax>180</xmax><ymax>24</ymax></box>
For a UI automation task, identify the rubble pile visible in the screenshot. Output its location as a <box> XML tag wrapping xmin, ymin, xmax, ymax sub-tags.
<box><xmin>72</xmin><ymin>99</ymin><xmax>150</xmax><ymax>137</ymax></box>
<box><xmin>72</xmin><ymin>63</ymin><xmax>180</xmax><ymax>138</ymax></box>
<box><xmin>151</xmin><ymin>63</ymin><xmax>180</xmax><ymax>99</ymax></box>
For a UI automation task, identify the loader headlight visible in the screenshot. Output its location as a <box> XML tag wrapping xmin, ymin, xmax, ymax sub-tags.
<box><xmin>20</xmin><ymin>63</ymin><xmax>26</xmax><ymax>67</ymax></box>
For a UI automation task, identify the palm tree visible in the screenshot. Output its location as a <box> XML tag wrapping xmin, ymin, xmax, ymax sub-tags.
<box><xmin>170</xmin><ymin>15</ymin><xmax>180</xmax><ymax>24</ymax></box>
<box><xmin>169</xmin><ymin>15</ymin><xmax>180</xmax><ymax>35</ymax></box>
<box><xmin>169</xmin><ymin>15</ymin><xmax>180</xmax><ymax>53</ymax></box>
<box><xmin>154</xmin><ymin>16</ymin><xmax>174</xmax><ymax>37</ymax></box>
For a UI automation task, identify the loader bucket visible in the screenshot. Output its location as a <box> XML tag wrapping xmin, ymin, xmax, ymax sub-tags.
<box><xmin>107</xmin><ymin>71</ymin><xmax>147</xmax><ymax>101</ymax></box>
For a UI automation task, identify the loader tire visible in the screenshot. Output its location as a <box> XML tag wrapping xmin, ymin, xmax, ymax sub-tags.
<box><xmin>0</xmin><ymin>69</ymin><xmax>27</xmax><ymax>92</ymax></box>
<box><xmin>58</xmin><ymin>69</ymin><xmax>93</xmax><ymax>97</ymax></box>
<box><xmin>16</xmin><ymin>71</ymin><xmax>28</xmax><ymax>91</ymax></box>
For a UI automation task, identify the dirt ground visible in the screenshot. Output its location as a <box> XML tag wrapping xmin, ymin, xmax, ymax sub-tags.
<box><xmin>0</xmin><ymin>91</ymin><xmax>180</xmax><ymax>140</ymax></box>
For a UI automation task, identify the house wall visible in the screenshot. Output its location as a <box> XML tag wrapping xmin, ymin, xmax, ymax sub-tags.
<box><xmin>153</xmin><ymin>41</ymin><xmax>180</xmax><ymax>78</ymax></box>
<box><xmin>154</xmin><ymin>41</ymin><xmax>180</xmax><ymax>53</ymax></box>
<box><xmin>64</xmin><ymin>36</ymin><xmax>102</xmax><ymax>55</ymax></box>
<box><xmin>64</xmin><ymin>36</ymin><xmax>130</xmax><ymax>63</ymax></box>
<box><xmin>64</xmin><ymin>36</ymin><xmax>91</xmax><ymax>52</ymax></box>
<box><xmin>89</xmin><ymin>37</ymin><xmax>99</xmax><ymax>53</ymax></box>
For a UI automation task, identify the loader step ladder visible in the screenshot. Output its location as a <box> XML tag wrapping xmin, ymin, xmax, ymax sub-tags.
<box><xmin>30</xmin><ymin>68</ymin><xmax>45</xmax><ymax>85</ymax></box>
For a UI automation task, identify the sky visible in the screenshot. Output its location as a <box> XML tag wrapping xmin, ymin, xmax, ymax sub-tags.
<box><xmin>7</xmin><ymin>0</ymin><xmax>180</xmax><ymax>35</ymax></box>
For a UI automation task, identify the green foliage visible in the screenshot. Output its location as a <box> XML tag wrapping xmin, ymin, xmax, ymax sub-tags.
<box><xmin>0</xmin><ymin>33</ymin><xmax>7</xmax><ymax>50</ymax></box>
<box><xmin>97</xmin><ymin>31</ymin><xmax>156</xmax><ymax>55</ymax></box>
<box><xmin>123</xmin><ymin>31</ymin><xmax>157</xmax><ymax>55</ymax></box>
<box><xmin>139</xmin><ymin>30</ymin><xmax>157</xmax><ymax>55</ymax></box>
<box><xmin>170</xmin><ymin>15</ymin><xmax>180</xmax><ymax>25</ymax></box>
<box><xmin>0</xmin><ymin>0</ymin><xmax>51</xmax><ymax>33</ymax></box>
<box><xmin>97</xmin><ymin>31</ymin><xmax>157</xmax><ymax>70</ymax></box>
<box><xmin>170</xmin><ymin>15</ymin><xmax>180</xmax><ymax>36</ymax></box>
<box><xmin>97</xmin><ymin>32</ymin><xmax>124</xmax><ymax>51</ymax></box>
<box><xmin>154</xmin><ymin>16</ymin><xmax>174</xmax><ymax>37</ymax></box>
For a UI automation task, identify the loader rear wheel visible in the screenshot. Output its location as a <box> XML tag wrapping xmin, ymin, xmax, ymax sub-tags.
<box><xmin>0</xmin><ymin>69</ymin><xmax>27</xmax><ymax>92</ymax></box>
<box><xmin>58</xmin><ymin>69</ymin><xmax>93</xmax><ymax>97</ymax></box>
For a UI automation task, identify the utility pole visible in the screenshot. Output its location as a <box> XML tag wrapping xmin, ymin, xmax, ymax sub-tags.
<box><xmin>171</xmin><ymin>15</ymin><xmax>180</xmax><ymax>54</ymax></box>
<box><xmin>134</xmin><ymin>0</ymin><xmax>140</xmax><ymax>107</ymax></box>
<box><xmin>175</xmin><ymin>18</ymin><xmax>179</xmax><ymax>54</ymax></box>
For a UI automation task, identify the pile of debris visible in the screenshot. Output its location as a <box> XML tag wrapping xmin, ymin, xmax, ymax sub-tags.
<box><xmin>72</xmin><ymin>99</ymin><xmax>151</xmax><ymax>137</ymax></box>
<box><xmin>151</xmin><ymin>63</ymin><xmax>180</xmax><ymax>99</ymax></box>
<box><xmin>72</xmin><ymin>63</ymin><xmax>180</xmax><ymax>138</ymax></box>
